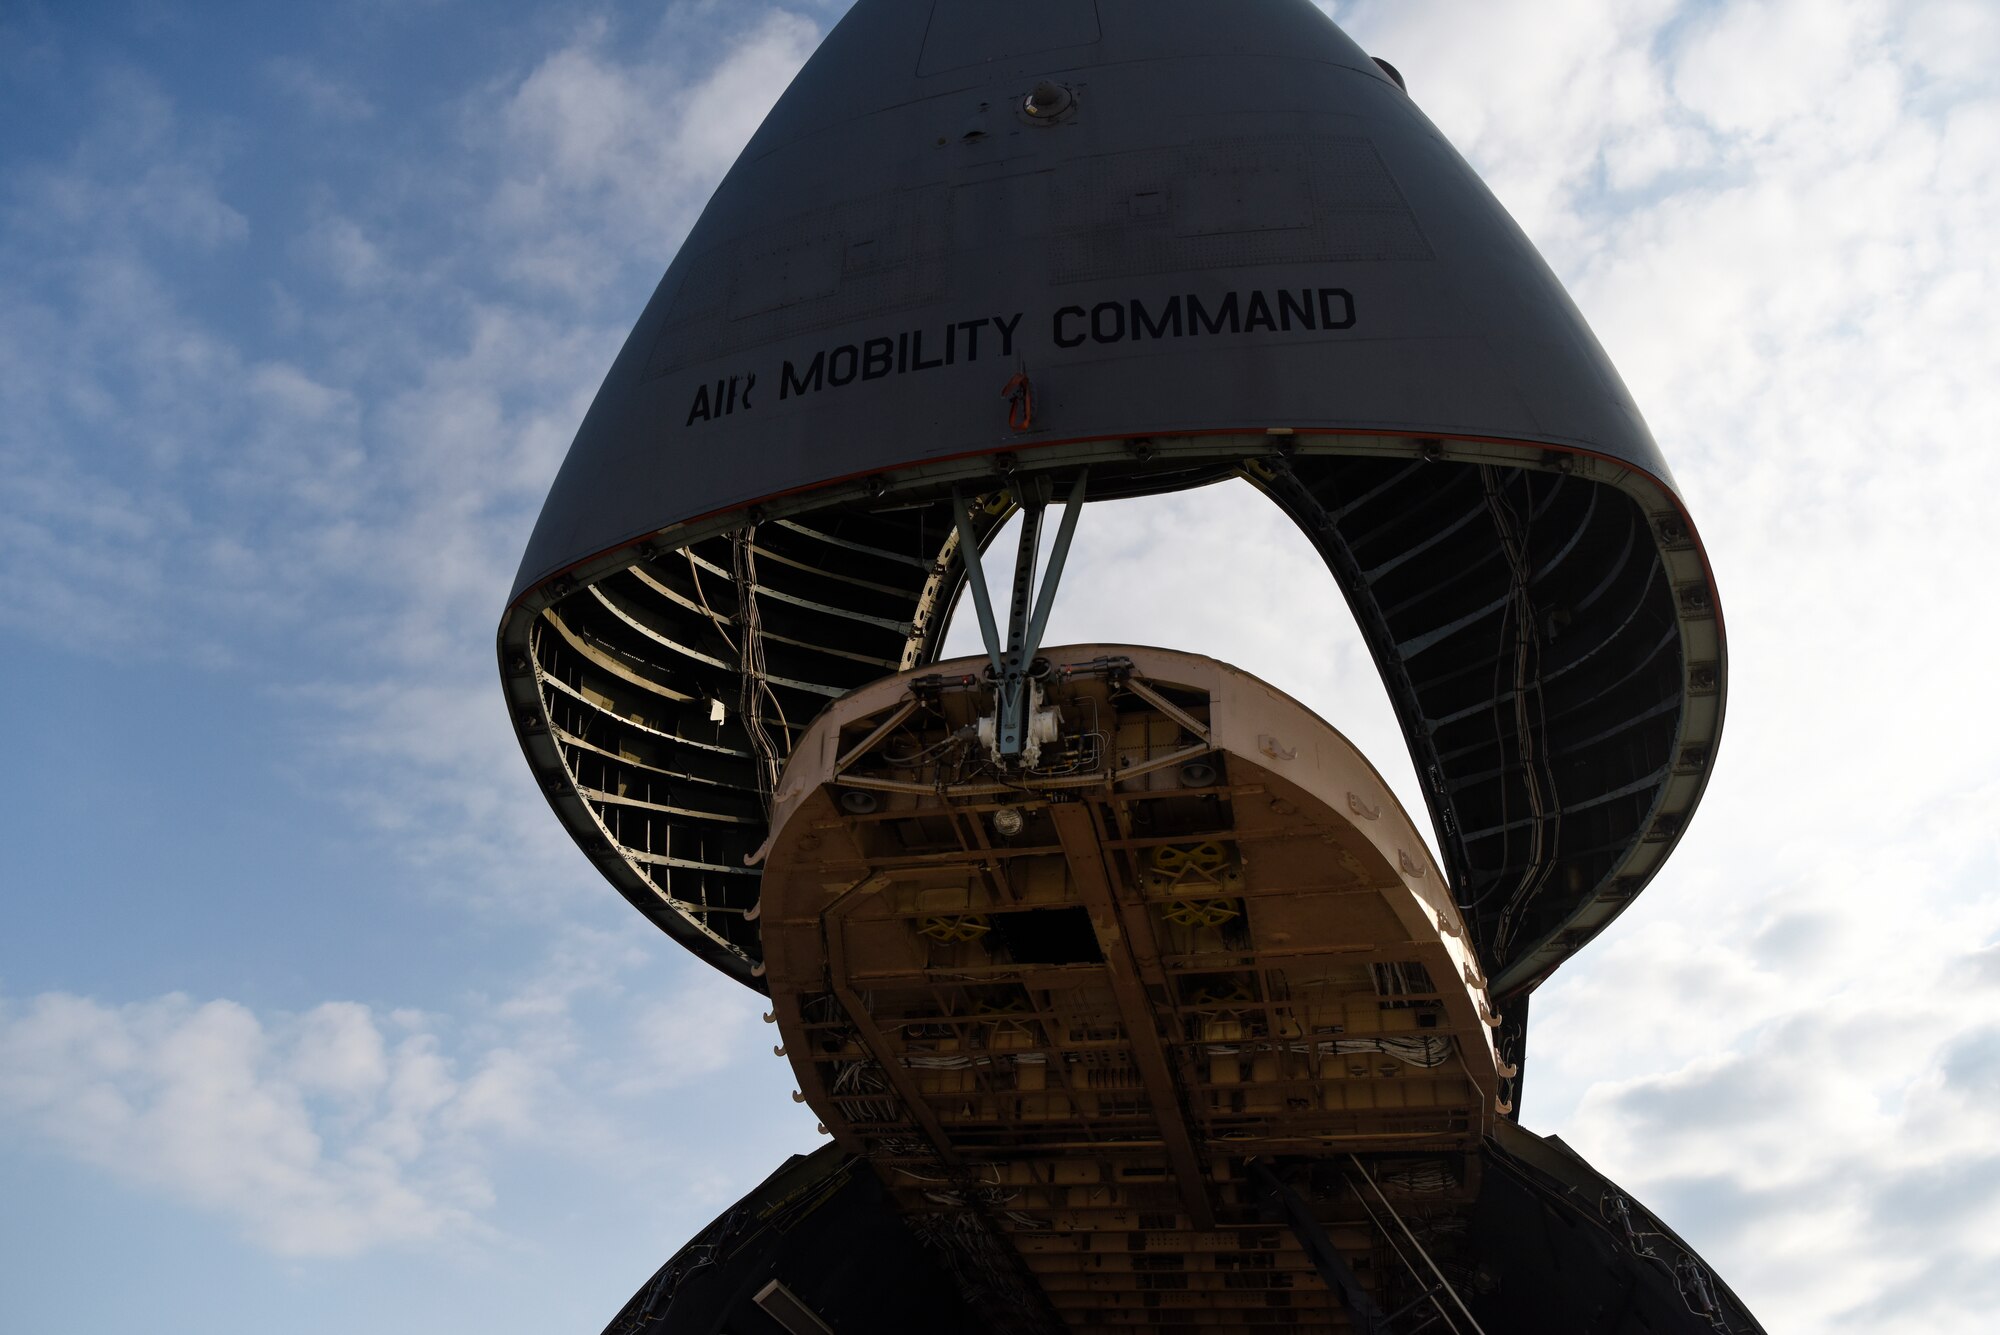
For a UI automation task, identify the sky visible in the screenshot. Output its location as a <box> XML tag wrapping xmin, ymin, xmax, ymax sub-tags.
<box><xmin>1</xmin><ymin>1</ymin><xmax>1995</xmax><ymax>1331</ymax></box>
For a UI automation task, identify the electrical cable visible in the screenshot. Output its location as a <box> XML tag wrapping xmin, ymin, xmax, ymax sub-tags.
<box><xmin>730</xmin><ymin>526</ymin><xmax>790</xmax><ymax>816</ymax></box>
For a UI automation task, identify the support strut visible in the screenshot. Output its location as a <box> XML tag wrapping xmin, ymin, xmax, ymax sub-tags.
<box><xmin>950</xmin><ymin>472</ymin><xmax>1088</xmax><ymax>764</ymax></box>
<box><xmin>1246</xmin><ymin>1157</ymin><xmax>1392</xmax><ymax>1334</ymax></box>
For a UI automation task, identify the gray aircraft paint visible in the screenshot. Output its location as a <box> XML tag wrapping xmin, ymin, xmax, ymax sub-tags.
<box><xmin>512</xmin><ymin>0</ymin><xmax>1674</xmax><ymax>601</ymax></box>
<box><xmin>501</xmin><ymin>0</ymin><xmax>1727</xmax><ymax>1003</ymax></box>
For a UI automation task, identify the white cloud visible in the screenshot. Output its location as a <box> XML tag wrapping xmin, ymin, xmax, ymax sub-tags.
<box><xmin>0</xmin><ymin>101</ymin><xmax>371</xmax><ymax>661</ymax></box>
<box><xmin>1330</xmin><ymin>2</ymin><xmax>2000</xmax><ymax>1328</ymax></box>
<box><xmin>1334</xmin><ymin>0</ymin><xmax>1690</xmax><ymax>241</ymax></box>
<box><xmin>290</xmin><ymin>1001</ymin><xmax>391</xmax><ymax>1102</ymax></box>
<box><xmin>0</xmin><ymin>992</ymin><xmax>487</xmax><ymax>1256</ymax></box>
<box><xmin>263</xmin><ymin>57</ymin><xmax>375</xmax><ymax>123</ymax></box>
<box><xmin>13</xmin><ymin>71</ymin><xmax>248</xmax><ymax>251</ymax></box>
<box><xmin>1897</xmin><ymin>0</ymin><xmax>2000</xmax><ymax>88</ymax></box>
<box><xmin>671</xmin><ymin>11</ymin><xmax>825</xmax><ymax>177</ymax></box>
<box><xmin>301</xmin><ymin>214</ymin><xmax>390</xmax><ymax>290</ymax></box>
<box><xmin>488</xmin><ymin>9</ymin><xmax>820</xmax><ymax>298</ymax></box>
<box><xmin>620</xmin><ymin>968</ymin><xmax>768</xmax><ymax>1094</ymax></box>
<box><xmin>0</xmin><ymin>938</ymin><xmax>778</xmax><ymax>1261</ymax></box>
<box><xmin>1670</xmin><ymin>0</ymin><xmax>1891</xmax><ymax>139</ymax></box>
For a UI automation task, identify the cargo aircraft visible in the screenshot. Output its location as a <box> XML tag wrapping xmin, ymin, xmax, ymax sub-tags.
<box><xmin>500</xmin><ymin>4</ymin><xmax>1759</xmax><ymax>1330</ymax></box>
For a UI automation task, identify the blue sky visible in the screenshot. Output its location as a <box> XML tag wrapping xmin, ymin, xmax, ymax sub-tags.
<box><xmin>4</xmin><ymin>2</ymin><xmax>1997</xmax><ymax>1332</ymax></box>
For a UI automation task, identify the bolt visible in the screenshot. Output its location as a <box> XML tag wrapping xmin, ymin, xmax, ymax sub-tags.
<box><xmin>1025</xmin><ymin>80</ymin><xmax>1073</xmax><ymax>118</ymax></box>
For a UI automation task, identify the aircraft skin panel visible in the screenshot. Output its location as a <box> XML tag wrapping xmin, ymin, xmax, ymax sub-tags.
<box><xmin>511</xmin><ymin>0</ymin><xmax>1671</xmax><ymax>603</ymax></box>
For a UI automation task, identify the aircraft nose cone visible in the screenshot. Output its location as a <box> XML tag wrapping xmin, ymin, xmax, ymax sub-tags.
<box><xmin>501</xmin><ymin>0</ymin><xmax>1728</xmax><ymax>1012</ymax></box>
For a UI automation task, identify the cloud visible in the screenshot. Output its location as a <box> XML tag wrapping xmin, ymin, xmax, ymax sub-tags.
<box><xmin>1896</xmin><ymin>0</ymin><xmax>2000</xmax><ymax>88</ymax></box>
<box><xmin>619</xmin><ymin>968</ymin><xmax>768</xmax><ymax>1094</ymax></box>
<box><xmin>1333</xmin><ymin>0</ymin><xmax>1693</xmax><ymax>241</ymax></box>
<box><xmin>9</xmin><ymin>69</ymin><xmax>248</xmax><ymax>251</ymax></box>
<box><xmin>300</xmin><ymin>214</ymin><xmax>390</xmax><ymax>290</ymax></box>
<box><xmin>0</xmin><ymin>933</ymin><xmax>780</xmax><ymax>1260</ymax></box>
<box><xmin>1320</xmin><ymin>3</ymin><xmax>2000</xmax><ymax>1329</ymax></box>
<box><xmin>0</xmin><ymin>992</ymin><xmax>489</xmax><ymax>1256</ymax></box>
<box><xmin>1557</xmin><ymin>925</ymin><xmax>2000</xmax><ymax>1331</ymax></box>
<box><xmin>0</xmin><ymin>82</ymin><xmax>373</xmax><ymax>661</ymax></box>
<box><xmin>487</xmin><ymin>9</ymin><xmax>821</xmax><ymax>299</ymax></box>
<box><xmin>290</xmin><ymin>1001</ymin><xmax>391</xmax><ymax>1102</ymax></box>
<box><xmin>262</xmin><ymin>57</ymin><xmax>375</xmax><ymax>123</ymax></box>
